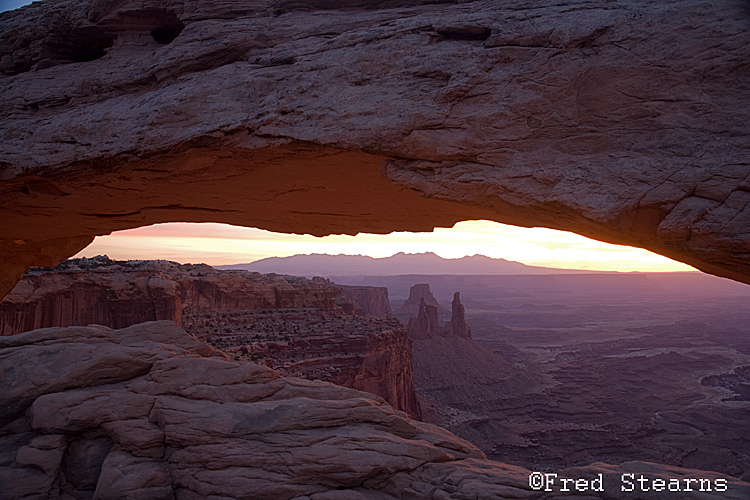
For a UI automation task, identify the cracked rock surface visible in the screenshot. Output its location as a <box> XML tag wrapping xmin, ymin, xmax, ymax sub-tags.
<box><xmin>1</xmin><ymin>0</ymin><xmax>749</xmax><ymax>294</ymax></box>
<box><xmin>2</xmin><ymin>320</ymin><xmax>749</xmax><ymax>499</ymax></box>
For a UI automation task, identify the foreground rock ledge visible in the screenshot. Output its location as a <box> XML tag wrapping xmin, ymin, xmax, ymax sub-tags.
<box><xmin>1</xmin><ymin>0</ymin><xmax>750</xmax><ymax>297</ymax></box>
<box><xmin>1</xmin><ymin>321</ymin><xmax>748</xmax><ymax>499</ymax></box>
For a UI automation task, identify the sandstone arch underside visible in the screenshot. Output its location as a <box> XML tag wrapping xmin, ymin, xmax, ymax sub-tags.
<box><xmin>1</xmin><ymin>0</ymin><xmax>749</xmax><ymax>298</ymax></box>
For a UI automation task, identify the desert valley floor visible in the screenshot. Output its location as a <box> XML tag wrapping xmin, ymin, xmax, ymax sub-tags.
<box><xmin>334</xmin><ymin>272</ymin><xmax>750</xmax><ymax>481</ymax></box>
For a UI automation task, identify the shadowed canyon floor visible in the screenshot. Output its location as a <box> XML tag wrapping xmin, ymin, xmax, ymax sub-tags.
<box><xmin>338</xmin><ymin>274</ymin><xmax>750</xmax><ymax>483</ymax></box>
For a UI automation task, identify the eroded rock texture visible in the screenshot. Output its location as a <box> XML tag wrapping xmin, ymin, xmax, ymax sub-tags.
<box><xmin>1</xmin><ymin>0</ymin><xmax>750</xmax><ymax>297</ymax></box>
<box><xmin>2</xmin><ymin>320</ymin><xmax>749</xmax><ymax>499</ymax></box>
<box><xmin>0</xmin><ymin>256</ymin><xmax>422</xmax><ymax>417</ymax></box>
<box><xmin>0</xmin><ymin>256</ymin><xmax>341</xmax><ymax>335</ymax></box>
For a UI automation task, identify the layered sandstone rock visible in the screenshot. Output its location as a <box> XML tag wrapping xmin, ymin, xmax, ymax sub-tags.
<box><xmin>339</xmin><ymin>285</ymin><xmax>392</xmax><ymax>319</ymax></box>
<box><xmin>0</xmin><ymin>256</ymin><xmax>340</xmax><ymax>335</ymax></box>
<box><xmin>2</xmin><ymin>320</ymin><xmax>748</xmax><ymax>499</ymax></box>
<box><xmin>0</xmin><ymin>257</ymin><xmax>421</xmax><ymax>417</ymax></box>
<box><xmin>1</xmin><ymin>0</ymin><xmax>750</xmax><ymax>298</ymax></box>
<box><xmin>0</xmin><ymin>264</ymin><xmax>181</xmax><ymax>335</ymax></box>
<box><xmin>184</xmin><ymin>310</ymin><xmax>422</xmax><ymax>419</ymax></box>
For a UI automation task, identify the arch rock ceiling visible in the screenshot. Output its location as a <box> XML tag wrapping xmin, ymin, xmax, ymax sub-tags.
<box><xmin>1</xmin><ymin>0</ymin><xmax>749</xmax><ymax>298</ymax></box>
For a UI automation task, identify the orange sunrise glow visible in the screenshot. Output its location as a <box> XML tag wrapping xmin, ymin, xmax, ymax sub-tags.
<box><xmin>73</xmin><ymin>220</ymin><xmax>697</xmax><ymax>273</ymax></box>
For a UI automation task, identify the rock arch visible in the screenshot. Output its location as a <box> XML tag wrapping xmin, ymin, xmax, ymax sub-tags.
<box><xmin>1</xmin><ymin>0</ymin><xmax>749</xmax><ymax>298</ymax></box>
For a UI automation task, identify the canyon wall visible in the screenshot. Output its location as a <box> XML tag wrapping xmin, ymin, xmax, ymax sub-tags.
<box><xmin>0</xmin><ymin>257</ymin><xmax>420</xmax><ymax>417</ymax></box>
<box><xmin>0</xmin><ymin>270</ymin><xmax>182</xmax><ymax>336</ymax></box>
<box><xmin>274</xmin><ymin>320</ymin><xmax>419</xmax><ymax>419</ymax></box>
<box><xmin>1</xmin><ymin>0</ymin><xmax>750</xmax><ymax>299</ymax></box>
<box><xmin>339</xmin><ymin>284</ymin><xmax>392</xmax><ymax>319</ymax></box>
<box><xmin>183</xmin><ymin>309</ymin><xmax>422</xmax><ymax>419</ymax></box>
<box><xmin>2</xmin><ymin>1</ymin><xmax>749</xmax><ymax>496</ymax></box>
<box><xmin>0</xmin><ymin>257</ymin><xmax>339</xmax><ymax>335</ymax></box>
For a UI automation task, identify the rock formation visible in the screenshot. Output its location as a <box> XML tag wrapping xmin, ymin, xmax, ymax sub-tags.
<box><xmin>0</xmin><ymin>257</ymin><xmax>421</xmax><ymax>417</ymax></box>
<box><xmin>407</xmin><ymin>298</ymin><xmax>441</xmax><ymax>341</ymax></box>
<box><xmin>406</xmin><ymin>287</ymin><xmax>469</xmax><ymax>341</ymax></box>
<box><xmin>339</xmin><ymin>284</ymin><xmax>392</xmax><ymax>319</ymax></box>
<box><xmin>0</xmin><ymin>263</ymin><xmax>181</xmax><ymax>335</ymax></box>
<box><xmin>0</xmin><ymin>256</ymin><xmax>341</xmax><ymax>335</ymax></box>
<box><xmin>184</xmin><ymin>310</ymin><xmax>422</xmax><ymax>419</ymax></box>
<box><xmin>1</xmin><ymin>0</ymin><xmax>750</xmax><ymax>298</ymax></box>
<box><xmin>2</xmin><ymin>320</ymin><xmax>749</xmax><ymax>499</ymax></box>
<box><xmin>395</xmin><ymin>283</ymin><xmax>449</xmax><ymax>324</ymax></box>
<box><xmin>2</xmin><ymin>0</ymin><xmax>750</xmax><ymax>496</ymax></box>
<box><xmin>407</xmin><ymin>288</ymin><xmax>525</xmax><ymax>439</ymax></box>
<box><xmin>444</xmin><ymin>291</ymin><xmax>471</xmax><ymax>338</ymax></box>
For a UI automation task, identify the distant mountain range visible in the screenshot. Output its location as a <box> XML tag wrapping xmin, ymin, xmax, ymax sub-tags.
<box><xmin>217</xmin><ymin>252</ymin><xmax>613</xmax><ymax>277</ymax></box>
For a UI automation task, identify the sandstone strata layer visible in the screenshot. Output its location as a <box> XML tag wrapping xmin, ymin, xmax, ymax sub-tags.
<box><xmin>183</xmin><ymin>310</ymin><xmax>421</xmax><ymax>419</ymax></box>
<box><xmin>0</xmin><ymin>256</ymin><xmax>341</xmax><ymax>335</ymax></box>
<box><xmin>0</xmin><ymin>257</ymin><xmax>420</xmax><ymax>417</ymax></box>
<box><xmin>1</xmin><ymin>0</ymin><xmax>750</xmax><ymax>297</ymax></box>
<box><xmin>2</xmin><ymin>321</ymin><xmax>749</xmax><ymax>500</ymax></box>
<box><xmin>339</xmin><ymin>284</ymin><xmax>392</xmax><ymax>319</ymax></box>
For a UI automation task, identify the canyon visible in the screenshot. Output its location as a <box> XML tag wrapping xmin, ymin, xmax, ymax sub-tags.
<box><xmin>0</xmin><ymin>256</ymin><xmax>420</xmax><ymax>418</ymax></box>
<box><xmin>4</xmin><ymin>320</ymin><xmax>749</xmax><ymax>499</ymax></box>
<box><xmin>7</xmin><ymin>258</ymin><xmax>750</xmax><ymax>497</ymax></box>
<box><xmin>335</xmin><ymin>273</ymin><xmax>750</xmax><ymax>483</ymax></box>
<box><xmin>2</xmin><ymin>0</ymin><xmax>750</xmax><ymax>497</ymax></box>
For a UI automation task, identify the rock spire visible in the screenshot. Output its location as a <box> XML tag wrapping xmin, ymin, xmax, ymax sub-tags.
<box><xmin>406</xmin><ymin>288</ymin><xmax>471</xmax><ymax>340</ymax></box>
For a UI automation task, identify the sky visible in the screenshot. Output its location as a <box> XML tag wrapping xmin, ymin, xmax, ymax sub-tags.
<box><xmin>5</xmin><ymin>0</ymin><xmax>695</xmax><ymax>273</ymax></box>
<box><xmin>73</xmin><ymin>220</ymin><xmax>697</xmax><ymax>272</ymax></box>
<box><xmin>0</xmin><ymin>0</ymin><xmax>32</xmax><ymax>12</ymax></box>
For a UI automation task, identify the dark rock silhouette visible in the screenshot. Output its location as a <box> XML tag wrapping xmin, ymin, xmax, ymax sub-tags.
<box><xmin>407</xmin><ymin>298</ymin><xmax>441</xmax><ymax>340</ymax></box>
<box><xmin>407</xmin><ymin>289</ymin><xmax>471</xmax><ymax>341</ymax></box>
<box><xmin>396</xmin><ymin>284</ymin><xmax>449</xmax><ymax>316</ymax></box>
<box><xmin>445</xmin><ymin>291</ymin><xmax>471</xmax><ymax>339</ymax></box>
<box><xmin>396</xmin><ymin>283</ymin><xmax>450</xmax><ymax>326</ymax></box>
